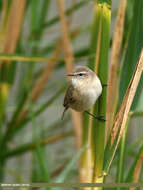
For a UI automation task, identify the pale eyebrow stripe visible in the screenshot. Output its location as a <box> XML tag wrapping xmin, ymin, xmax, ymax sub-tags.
<box><xmin>75</xmin><ymin>72</ymin><xmax>87</xmax><ymax>75</ymax></box>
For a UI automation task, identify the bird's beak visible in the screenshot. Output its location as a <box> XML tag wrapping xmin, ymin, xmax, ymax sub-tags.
<box><xmin>66</xmin><ymin>73</ymin><xmax>75</xmax><ymax>77</ymax></box>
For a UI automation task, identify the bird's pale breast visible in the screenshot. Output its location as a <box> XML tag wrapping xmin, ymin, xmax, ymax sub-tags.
<box><xmin>70</xmin><ymin>77</ymin><xmax>102</xmax><ymax>111</ymax></box>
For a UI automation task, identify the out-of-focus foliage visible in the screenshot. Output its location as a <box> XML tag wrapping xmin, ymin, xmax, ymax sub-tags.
<box><xmin>0</xmin><ymin>0</ymin><xmax>143</xmax><ymax>189</ymax></box>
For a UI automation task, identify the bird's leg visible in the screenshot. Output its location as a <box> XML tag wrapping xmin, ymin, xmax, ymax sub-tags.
<box><xmin>102</xmin><ymin>83</ymin><xmax>108</xmax><ymax>87</ymax></box>
<box><xmin>85</xmin><ymin>110</ymin><xmax>106</xmax><ymax>122</ymax></box>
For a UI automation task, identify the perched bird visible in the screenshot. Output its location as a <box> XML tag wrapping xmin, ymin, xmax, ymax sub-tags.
<box><xmin>62</xmin><ymin>66</ymin><xmax>105</xmax><ymax>121</ymax></box>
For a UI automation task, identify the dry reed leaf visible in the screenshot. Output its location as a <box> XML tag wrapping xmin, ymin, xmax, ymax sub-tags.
<box><xmin>106</xmin><ymin>0</ymin><xmax>127</xmax><ymax>145</ymax></box>
<box><xmin>5</xmin><ymin>131</ymin><xmax>73</xmax><ymax>158</ymax></box>
<box><xmin>0</xmin><ymin>0</ymin><xmax>26</xmax><ymax>68</ymax></box>
<box><xmin>3</xmin><ymin>0</ymin><xmax>26</xmax><ymax>54</ymax></box>
<box><xmin>66</xmin><ymin>0</ymin><xmax>76</xmax><ymax>27</ymax></box>
<box><xmin>57</xmin><ymin>0</ymin><xmax>74</xmax><ymax>73</ymax></box>
<box><xmin>72</xmin><ymin>111</ymin><xmax>82</xmax><ymax>149</ymax></box>
<box><xmin>15</xmin><ymin>109</ymin><xmax>28</xmax><ymax>126</ymax></box>
<box><xmin>0</xmin><ymin>0</ymin><xmax>9</xmax><ymax>52</ymax></box>
<box><xmin>130</xmin><ymin>152</ymin><xmax>143</xmax><ymax>190</ymax></box>
<box><xmin>111</xmin><ymin>49</ymin><xmax>143</xmax><ymax>145</ymax></box>
<box><xmin>110</xmin><ymin>87</ymin><xmax>129</xmax><ymax>144</ymax></box>
<box><xmin>57</xmin><ymin>0</ymin><xmax>82</xmax><ymax>150</ymax></box>
<box><xmin>0</xmin><ymin>0</ymin><xmax>26</xmax><ymax>69</ymax></box>
<box><xmin>0</xmin><ymin>55</ymin><xmax>55</xmax><ymax>63</ymax></box>
<box><xmin>30</xmin><ymin>41</ymin><xmax>62</xmax><ymax>102</ymax></box>
<box><xmin>51</xmin><ymin>163</ymin><xmax>67</xmax><ymax>178</ymax></box>
<box><xmin>106</xmin><ymin>49</ymin><xmax>143</xmax><ymax>173</ymax></box>
<box><xmin>39</xmin><ymin>131</ymin><xmax>73</xmax><ymax>147</ymax></box>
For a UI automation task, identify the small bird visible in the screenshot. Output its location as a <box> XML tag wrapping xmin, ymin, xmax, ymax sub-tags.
<box><xmin>62</xmin><ymin>66</ymin><xmax>105</xmax><ymax>121</ymax></box>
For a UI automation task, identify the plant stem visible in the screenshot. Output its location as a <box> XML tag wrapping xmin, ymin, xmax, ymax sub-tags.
<box><xmin>91</xmin><ymin>1</ymin><xmax>111</xmax><ymax>188</ymax></box>
<box><xmin>117</xmin><ymin>117</ymin><xmax>129</xmax><ymax>190</ymax></box>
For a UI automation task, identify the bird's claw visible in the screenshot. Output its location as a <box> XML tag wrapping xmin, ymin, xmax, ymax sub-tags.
<box><xmin>96</xmin><ymin>115</ymin><xmax>106</xmax><ymax>122</ymax></box>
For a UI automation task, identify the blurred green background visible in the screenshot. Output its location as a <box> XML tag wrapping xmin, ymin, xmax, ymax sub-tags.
<box><xmin>0</xmin><ymin>0</ymin><xmax>143</xmax><ymax>190</ymax></box>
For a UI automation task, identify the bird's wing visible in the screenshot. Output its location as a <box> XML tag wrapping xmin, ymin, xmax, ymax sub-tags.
<box><xmin>63</xmin><ymin>84</ymin><xmax>76</xmax><ymax>108</ymax></box>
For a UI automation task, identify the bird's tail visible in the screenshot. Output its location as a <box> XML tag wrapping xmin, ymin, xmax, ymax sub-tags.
<box><xmin>61</xmin><ymin>107</ymin><xmax>68</xmax><ymax>120</ymax></box>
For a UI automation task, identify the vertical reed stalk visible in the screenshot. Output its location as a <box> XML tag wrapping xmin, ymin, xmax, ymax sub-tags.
<box><xmin>57</xmin><ymin>0</ymin><xmax>82</xmax><ymax>150</ymax></box>
<box><xmin>80</xmin><ymin>1</ymin><xmax>111</xmax><ymax>189</ymax></box>
<box><xmin>117</xmin><ymin>117</ymin><xmax>129</xmax><ymax>190</ymax></box>
<box><xmin>80</xmin><ymin>3</ymin><xmax>102</xmax><ymax>184</ymax></box>
<box><xmin>92</xmin><ymin>3</ymin><xmax>111</xmax><ymax>188</ymax></box>
<box><xmin>106</xmin><ymin>0</ymin><xmax>127</xmax><ymax>144</ymax></box>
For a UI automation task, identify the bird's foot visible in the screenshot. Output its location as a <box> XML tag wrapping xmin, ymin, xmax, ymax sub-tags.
<box><xmin>85</xmin><ymin>111</ymin><xmax>106</xmax><ymax>122</ymax></box>
<box><xmin>95</xmin><ymin>115</ymin><xmax>106</xmax><ymax>122</ymax></box>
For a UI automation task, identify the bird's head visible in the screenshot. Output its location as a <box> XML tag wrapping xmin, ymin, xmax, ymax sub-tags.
<box><xmin>67</xmin><ymin>66</ymin><xmax>95</xmax><ymax>89</ymax></box>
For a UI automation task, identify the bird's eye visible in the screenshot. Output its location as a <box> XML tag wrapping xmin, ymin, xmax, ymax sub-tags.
<box><xmin>79</xmin><ymin>73</ymin><xmax>83</xmax><ymax>77</ymax></box>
